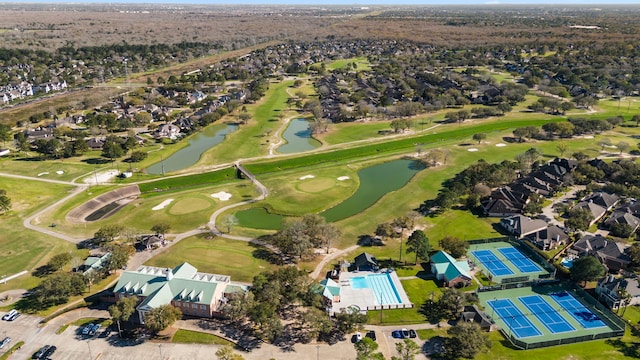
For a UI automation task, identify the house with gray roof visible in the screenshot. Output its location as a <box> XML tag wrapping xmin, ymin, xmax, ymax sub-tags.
<box><xmin>568</xmin><ymin>235</ymin><xmax>631</xmax><ymax>272</ymax></box>
<box><xmin>596</xmin><ymin>275</ymin><xmax>640</xmax><ymax>309</ymax></box>
<box><xmin>573</xmin><ymin>201</ymin><xmax>607</xmax><ymax>226</ymax></box>
<box><xmin>605</xmin><ymin>210</ymin><xmax>640</xmax><ymax>233</ymax></box>
<box><xmin>113</xmin><ymin>262</ymin><xmax>247</xmax><ymax>323</ymax></box>
<box><xmin>430</xmin><ymin>250</ymin><xmax>472</xmax><ymax>288</ymax></box>
<box><xmin>500</xmin><ymin>215</ymin><xmax>547</xmax><ymax>238</ymax></box>
<box><xmin>354</xmin><ymin>252</ymin><xmax>378</xmax><ymax>271</ymax></box>
<box><xmin>460</xmin><ymin>305</ymin><xmax>494</xmax><ymax>331</ymax></box>
<box><xmin>526</xmin><ymin>225</ymin><xmax>569</xmax><ymax>251</ymax></box>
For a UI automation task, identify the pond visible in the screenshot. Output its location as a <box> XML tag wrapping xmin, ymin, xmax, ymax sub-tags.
<box><xmin>320</xmin><ymin>159</ymin><xmax>424</xmax><ymax>222</ymax></box>
<box><xmin>277</xmin><ymin>118</ymin><xmax>321</xmax><ymax>154</ymax></box>
<box><xmin>235</xmin><ymin>159</ymin><xmax>424</xmax><ymax>229</ymax></box>
<box><xmin>146</xmin><ymin>124</ymin><xmax>238</xmax><ymax>175</ymax></box>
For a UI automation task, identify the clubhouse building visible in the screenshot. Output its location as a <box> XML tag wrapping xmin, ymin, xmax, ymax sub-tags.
<box><xmin>113</xmin><ymin>262</ymin><xmax>247</xmax><ymax>323</ymax></box>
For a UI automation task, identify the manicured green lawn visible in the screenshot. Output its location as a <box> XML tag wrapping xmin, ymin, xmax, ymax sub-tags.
<box><xmin>171</xmin><ymin>329</ymin><xmax>235</xmax><ymax>346</ymax></box>
<box><xmin>326</xmin><ymin>57</ymin><xmax>371</xmax><ymax>71</ymax></box>
<box><xmin>367</xmin><ymin>277</ymin><xmax>442</xmax><ymax>325</ymax></box>
<box><xmin>145</xmin><ymin>235</ymin><xmax>277</xmax><ymax>282</ymax></box>
<box><xmin>424</xmin><ymin>210</ymin><xmax>501</xmax><ymax>248</ymax></box>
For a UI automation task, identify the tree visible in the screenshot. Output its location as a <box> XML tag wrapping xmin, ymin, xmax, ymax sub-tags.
<box><xmin>83</xmin><ymin>269</ymin><xmax>102</xmax><ymax>292</ymax></box>
<box><xmin>0</xmin><ymin>124</ymin><xmax>12</xmax><ymax>146</ymax></box>
<box><xmin>0</xmin><ymin>190</ymin><xmax>11</xmax><ymax>215</ymax></box>
<box><xmin>355</xmin><ymin>337</ymin><xmax>384</xmax><ymax>360</ymax></box>
<box><xmin>598</xmin><ymin>138</ymin><xmax>612</xmax><ymax>151</ymax></box>
<box><xmin>610</xmin><ymin>223</ymin><xmax>634</xmax><ymax>238</ymax></box>
<box><xmin>15</xmin><ymin>132</ymin><xmax>29</xmax><ymax>154</ymax></box>
<box><xmin>30</xmin><ymin>272</ymin><xmax>86</xmax><ymax>308</ymax></box>
<box><xmin>438</xmin><ymin>288</ymin><xmax>477</xmax><ymax>321</ymax></box>
<box><xmin>215</xmin><ymin>345</ymin><xmax>245</xmax><ymax>360</ymax></box>
<box><xmin>296</xmin><ymin>307</ymin><xmax>333</xmax><ymax>343</ymax></box>
<box><xmin>571</xmin><ymin>255</ymin><xmax>606</xmax><ymax>286</ymax></box>
<box><xmin>221</xmin><ymin>214</ymin><xmax>239</xmax><ymax>233</ymax></box>
<box><xmin>221</xmin><ymin>292</ymin><xmax>254</xmax><ymax>323</ymax></box>
<box><xmin>103</xmin><ymin>243</ymin><xmax>134</xmax><ymax>273</ymax></box>
<box><xmin>445</xmin><ymin>322</ymin><xmax>491</xmax><ymax>359</ymax></box>
<box><xmin>393</xmin><ymin>339</ymin><xmax>421</xmax><ymax>360</ymax></box>
<box><xmin>93</xmin><ymin>225</ymin><xmax>123</xmax><ymax>243</ymax></box>
<box><xmin>375</xmin><ymin>222</ymin><xmax>395</xmax><ymax>242</ymax></box>
<box><xmin>438</xmin><ymin>236</ymin><xmax>469</xmax><ymax>258</ymax></box>
<box><xmin>335</xmin><ymin>307</ymin><xmax>367</xmax><ymax>333</ymax></box>
<box><xmin>144</xmin><ymin>304</ymin><xmax>182</xmax><ymax>333</ymax></box>
<box><xmin>556</xmin><ymin>142</ymin><xmax>568</xmax><ymax>157</ymax></box>
<box><xmin>109</xmin><ymin>295</ymin><xmax>138</xmax><ymax>337</ymax></box>
<box><xmin>617</xmin><ymin>141</ymin><xmax>630</xmax><ymax>155</ymax></box>
<box><xmin>101</xmin><ymin>140</ymin><xmax>124</xmax><ymax>161</ymax></box>
<box><xmin>129</xmin><ymin>150</ymin><xmax>148</xmax><ymax>162</ymax></box>
<box><xmin>628</xmin><ymin>243</ymin><xmax>640</xmax><ymax>271</ymax></box>
<box><xmin>565</xmin><ymin>208</ymin><xmax>594</xmax><ymax>232</ymax></box>
<box><xmin>633</xmin><ymin>114</ymin><xmax>640</xmax><ymax>127</ymax></box>
<box><xmin>406</xmin><ymin>230</ymin><xmax>430</xmax><ymax>264</ymax></box>
<box><xmin>472</xmin><ymin>132</ymin><xmax>487</xmax><ymax>144</ymax></box>
<box><xmin>151</xmin><ymin>223</ymin><xmax>171</xmax><ymax>238</ymax></box>
<box><xmin>238</xmin><ymin>112</ymin><xmax>251</xmax><ymax>125</ymax></box>
<box><xmin>47</xmin><ymin>252</ymin><xmax>72</xmax><ymax>272</ymax></box>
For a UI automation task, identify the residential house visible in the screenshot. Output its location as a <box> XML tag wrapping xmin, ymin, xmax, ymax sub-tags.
<box><xmin>596</xmin><ymin>275</ymin><xmax>640</xmax><ymax>309</ymax></box>
<box><xmin>526</xmin><ymin>225</ymin><xmax>569</xmax><ymax>251</ymax></box>
<box><xmin>353</xmin><ymin>252</ymin><xmax>378</xmax><ymax>271</ymax></box>
<box><xmin>500</xmin><ymin>215</ymin><xmax>547</xmax><ymax>238</ymax></box>
<box><xmin>430</xmin><ymin>250</ymin><xmax>472</xmax><ymax>288</ymax></box>
<box><xmin>604</xmin><ymin>210</ymin><xmax>640</xmax><ymax>233</ymax></box>
<box><xmin>568</xmin><ymin>235</ymin><xmax>631</xmax><ymax>272</ymax></box>
<box><xmin>80</xmin><ymin>253</ymin><xmax>111</xmax><ymax>276</ymax></box>
<box><xmin>460</xmin><ymin>305</ymin><xmax>494</xmax><ymax>331</ymax></box>
<box><xmin>482</xmin><ymin>185</ymin><xmax>530</xmax><ymax>217</ymax></box>
<box><xmin>86</xmin><ymin>138</ymin><xmax>105</xmax><ymax>150</ymax></box>
<box><xmin>154</xmin><ymin>124</ymin><xmax>181</xmax><ymax>140</ymax></box>
<box><xmin>584</xmin><ymin>192</ymin><xmax>620</xmax><ymax>212</ymax></box>
<box><xmin>573</xmin><ymin>201</ymin><xmax>607</xmax><ymax>226</ymax></box>
<box><xmin>113</xmin><ymin>262</ymin><xmax>247</xmax><ymax>323</ymax></box>
<box><xmin>0</xmin><ymin>149</ymin><xmax>9</xmax><ymax>157</ymax></box>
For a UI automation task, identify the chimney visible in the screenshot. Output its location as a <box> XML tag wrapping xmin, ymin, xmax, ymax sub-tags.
<box><xmin>165</xmin><ymin>268</ymin><xmax>173</xmax><ymax>281</ymax></box>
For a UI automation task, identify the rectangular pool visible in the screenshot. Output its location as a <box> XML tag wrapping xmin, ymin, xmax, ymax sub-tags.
<box><xmin>350</xmin><ymin>273</ymin><xmax>402</xmax><ymax>305</ymax></box>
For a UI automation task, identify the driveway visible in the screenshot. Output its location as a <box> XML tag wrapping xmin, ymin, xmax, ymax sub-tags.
<box><xmin>539</xmin><ymin>186</ymin><xmax>585</xmax><ymax>226</ymax></box>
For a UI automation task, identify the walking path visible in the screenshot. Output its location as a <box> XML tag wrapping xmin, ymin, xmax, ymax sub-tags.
<box><xmin>309</xmin><ymin>245</ymin><xmax>359</xmax><ymax>279</ymax></box>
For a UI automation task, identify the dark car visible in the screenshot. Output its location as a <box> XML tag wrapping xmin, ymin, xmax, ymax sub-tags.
<box><xmin>391</xmin><ymin>330</ymin><xmax>404</xmax><ymax>339</ymax></box>
<box><xmin>365</xmin><ymin>330</ymin><xmax>377</xmax><ymax>341</ymax></box>
<box><xmin>401</xmin><ymin>328</ymin><xmax>410</xmax><ymax>338</ymax></box>
<box><xmin>33</xmin><ymin>345</ymin><xmax>51</xmax><ymax>359</ymax></box>
<box><xmin>409</xmin><ymin>329</ymin><xmax>417</xmax><ymax>338</ymax></box>
<box><xmin>43</xmin><ymin>345</ymin><xmax>57</xmax><ymax>358</ymax></box>
<box><xmin>82</xmin><ymin>324</ymin><xmax>93</xmax><ymax>335</ymax></box>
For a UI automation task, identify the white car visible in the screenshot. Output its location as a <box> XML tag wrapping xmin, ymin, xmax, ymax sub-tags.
<box><xmin>356</xmin><ymin>332</ymin><xmax>363</xmax><ymax>342</ymax></box>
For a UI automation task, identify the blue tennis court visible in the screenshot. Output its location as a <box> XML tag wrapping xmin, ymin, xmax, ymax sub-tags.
<box><xmin>488</xmin><ymin>298</ymin><xmax>542</xmax><ymax>338</ymax></box>
<box><xmin>519</xmin><ymin>295</ymin><xmax>575</xmax><ymax>333</ymax></box>
<box><xmin>472</xmin><ymin>250</ymin><xmax>514</xmax><ymax>276</ymax></box>
<box><xmin>498</xmin><ymin>247</ymin><xmax>542</xmax><ymax>273</ymax></box>
<box><xmin>550</xmin><ymin>291</ymin><xmax>607</xmax><ymax>329</ymax></box>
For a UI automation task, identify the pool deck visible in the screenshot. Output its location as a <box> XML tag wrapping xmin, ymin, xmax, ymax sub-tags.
<box><xmin>332</xmin><ymin>269</ymin><xmax>412</xmax><ymax>315</ymax></box>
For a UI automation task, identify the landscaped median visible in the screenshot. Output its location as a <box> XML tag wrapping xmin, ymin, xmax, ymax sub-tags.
<box><xmin>171</xmin><ymin>329</ymin><xmax>235</xmax><ymax>346</ymax></box>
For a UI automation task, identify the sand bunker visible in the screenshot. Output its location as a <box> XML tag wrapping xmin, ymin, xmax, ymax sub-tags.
<box><xmin>152</xmin><ymin>199</ymin><xmax>174</xmax><ymax>211</ymax></box>
<box><xmin>584</xmin><ymin>135</ymin><xmax>594</xmax><ymax>139</ymax></box>
<box><xmin>83</xmin><ymin>170</ymin><xmax>119</xmax><ymax>185</ymax></box>
<box><xmin>299</xmin><ymin>175</ymin><xmax>315</xmax><ymax>180</ymax></box>
<box><xmin>496</xmin><ymin>143</ymin><xmax>507</xmax><ymax>147</ymax></box>
<box><xmin>37</xmin><ymin>172</ymin><xmax>49</xmax><ymax>177</ymax></box>
<box><xmin>467</xmin><ymin>148</ymin><xmax>479</xmax><ymax>152</ymax></box>
<box><xmin>210</xmin><ymin>191</ymin><xmax>232</xmax><ymax>201</ymax></box>
<box><xmin>56</xmin><ymin>170</ymin><xmax>64</xmax><ymax>175</ymax></box>
<box><xmin>337</xmin><ymin>176</ymin><xmax>350</xmax><ymax>181</ymax></box>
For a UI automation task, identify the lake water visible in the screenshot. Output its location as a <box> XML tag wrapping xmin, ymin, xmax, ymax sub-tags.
<box><xmin>277</xmin><ymin>118</ymin><xmax>321</xmax><ymax>154</ymax></box>
<box><xmin>235</xmin><ymin>159</ymin><xmax>423</xmax><ymax>229</ymax></box>
<box><xmin>146</xmin><ymin>124</ymin><xmax>238</xmax><ymax>175</ymax></box>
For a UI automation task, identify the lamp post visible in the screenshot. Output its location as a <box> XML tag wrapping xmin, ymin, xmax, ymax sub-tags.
<box><xmin>86</xmin><ymin>340</ymin><xmax>93</xmax><ymax>360</ymax></box>
<box><xmin>509</xmin><ymin>316</ymin><xmax>515</xmax><ymax>339</ymax></box>
<box><xmin>316</xmin><ymin>345</ymin><xmax>320</xmax><ymax>360</ymax></box>
<box><xmin>379</xmin><ymin>290</ymin><xmax>383</xmax><ymax>325</ymax></box>
<box><xmin>491</xmin><ymin>297</ymin><xmax>496</xmax><ymax>320</ymax></box>
<box><xmin>159</xmin><ymin>344</ymin><xmax>163</xmax><ymax>360</ymax></box>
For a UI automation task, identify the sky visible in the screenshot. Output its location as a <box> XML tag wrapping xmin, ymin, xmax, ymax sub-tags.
<box><xmin>4</xmin><ymin>0</ymin><xmax>640</xmax><ymax>4</ymax></box>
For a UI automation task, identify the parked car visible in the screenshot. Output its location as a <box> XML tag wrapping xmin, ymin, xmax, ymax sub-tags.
<box><xmin>7</xmin><ymin>312</ymin><xmax>20</xmax><ymax>321</ymax></box>
<box><xmin>33</xmin><ymin>345</ymin><xmax>51</xmax><ymax>359</ymax></box>
<box><xmin>0</xmin><ymin>337</ymin><xmax>11</xmax><ymax>349</ymax></box>
<box><xmin>409</xmin><ymin>329</ymin><xmax>417</xmax><ymax>338</ymax></box>
<box><xmin>81</xmin><ymin>324</ymin><xmax>93</xmax><ymax>335</ymax></box>
<box><xmin>365</xmin><ymin>330</ymin><xmax>377</xmax><ymax>341</ymax></box>
<box><xmin>391</xmin><ymin>330</ymin><xmax>404</xmax><ymax>339</ymax></box>
<box><xmin>401</xmin><ymin>328</ymin><xmax>410</xmax><ymax>338</ymax></box>
<box><xmin>89</xmin><ymin>323</ymin><xmax>102</xmax><ymax>336</ymax></box>
<box><xmin>355</xmin><ymin>332</ymin><xmax>363</xmax><ymax>342</ymax></box>
<box><xmin>43</xmin><ymin>345</ymin><xmax>57</xmax><ymax>358</ymax></box>
<box><xmin>2</xmin><ymin>309</ymin><xmax>17</xmax><ymax>321</ymax></box>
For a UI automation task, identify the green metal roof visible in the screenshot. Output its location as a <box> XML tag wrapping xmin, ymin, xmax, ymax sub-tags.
<box><xmin>431</xmin><ymin>250</ymin><xmax>471</xmax><ymax>282</ymax></box>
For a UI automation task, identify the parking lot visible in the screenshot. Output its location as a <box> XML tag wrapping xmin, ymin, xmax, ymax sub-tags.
<box><xmin>0</xmin><ymin>310</ymin><xmax>438</xmax><ymax>360</ymax></box>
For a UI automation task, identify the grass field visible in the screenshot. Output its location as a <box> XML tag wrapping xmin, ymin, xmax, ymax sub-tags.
<box><xmin>326</xmin><ymin>57</ymin><xmax>371</xmax><ymax>71</ymax></box>
<box><xmin>367</xmin><ymin>277</ymin><xmax>442</xmax><ymax>325</ymax></box>
<box><xmin>172</xmin><ymin>329</ymin><xmax>235</xmax><ymax>346</ymax></box>
<box><xmin>144</xmin><ymin>235</ymin><xmax>277</xmax><ymax>283</ymax></box>
<box><xmin>0</xmin><ymin>177</ymin><xmax>83</xmax><ymax>292</ymax></box>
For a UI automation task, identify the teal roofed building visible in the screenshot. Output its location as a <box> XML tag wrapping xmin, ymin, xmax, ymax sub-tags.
<box><xmin>113</xmin><ymin>262</ymin><xmax>248</xmax><ymax>323</ymax></box>
<box><xmin>430</xmin><ymin>250</ymin><xmax>472</xmax><ymax>288</ymax></box>
<box><xmin>81</xmin><ymin>252</ymin><xmax>111</xmax><ymax>276</ymax></box>
<box><xmin>316</xmin><ymin>278</ymin><xmax>341</xmax><ymax>303</ymax></box>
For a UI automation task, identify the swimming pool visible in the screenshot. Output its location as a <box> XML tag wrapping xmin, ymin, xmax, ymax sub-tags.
<box><xmin>350</xmin><ymin>273</ymin><xmax>402</xmax><ymax>305</ymax></box>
